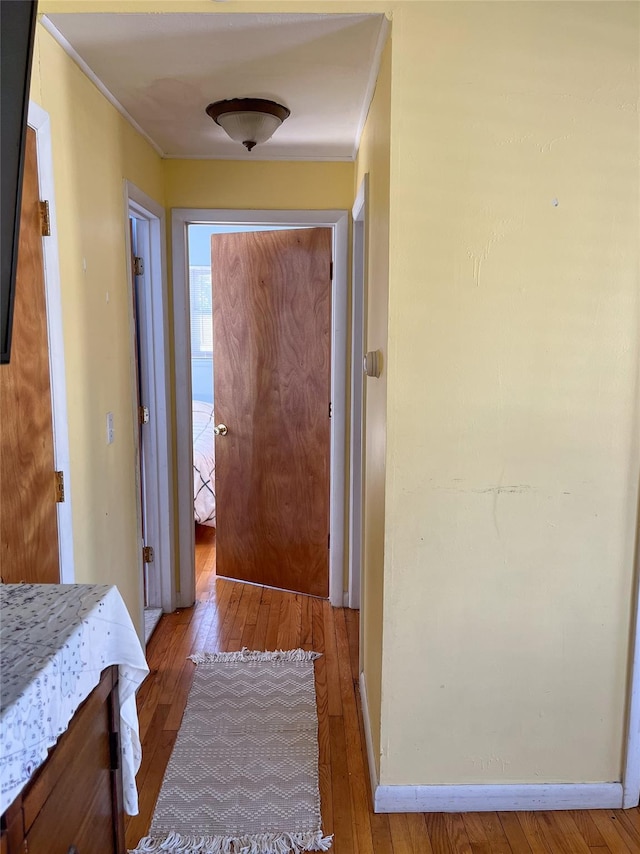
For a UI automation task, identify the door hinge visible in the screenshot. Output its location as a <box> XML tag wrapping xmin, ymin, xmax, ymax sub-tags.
<box><xmin>39</xmin><ymin>200</ymin><xmax>51</xmax><ymax>237</ymax></box>
<box><xmin>143</xmin><ymin>545</ymin><xmax>154</xmax><ymax>564</ymax></box>
<box><xmin>109</xmin><ymin>730</ymin><xmax>120</xmax><ymax>770</ymax></box>
<box><xmin>139</xmin><ymin>405</ymin><xmax>150</xmax><ymax>424</ymax></box>
<box><xmin>329</xmin><ymin>401</ymin><xmax>332</xmax><ymax>418</ymax></box>
<box><xmin>328</xmin><ymin>533</ymin><xmax>330</xmax><ymax>550</ymax></box>
<box><xmin>133</xmin><ymin>256</ymin><xmax>144</xmax><ymax>276</ymax></box>
<box><xmin>329</xmin><ymin>261</ymin><xmax>333</xmax><ymax>280</ymax></box>
<box><xmin>55</xmin><ymin>471</ymin><xmax>65</xmax><ymax>503</ymax></box>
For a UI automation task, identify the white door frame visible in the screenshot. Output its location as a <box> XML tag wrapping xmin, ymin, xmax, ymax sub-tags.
<box><xmin>348</xmin><ymin>176</ymin><xmax>369</xmax><ymax>611</ymax></box>
<box><xmin>171</xmin><ymin>208</ymin><xmax>349</xmax><ymax>608</ymax></box>
<box><xmin>27</xmin><ymin>102</ymin><xmax>74</xmax><ymax>583</ymax></box>
<box><xmin>124</xmin><ymin>182</ymin><xmax>175</xmax><ymax>617</ymax></box>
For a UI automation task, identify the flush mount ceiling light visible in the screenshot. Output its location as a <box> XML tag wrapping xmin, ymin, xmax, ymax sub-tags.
<box><xmin>205</xmin><ymin>98</ymin><xmax>291</xmax><ymax>152</ymax></box>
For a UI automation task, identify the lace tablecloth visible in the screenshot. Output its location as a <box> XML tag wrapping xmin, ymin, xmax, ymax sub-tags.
<box><xmin>0</xmin><ymin>584</ymin><xmax>149</xmax><ymax>815</ymax></box>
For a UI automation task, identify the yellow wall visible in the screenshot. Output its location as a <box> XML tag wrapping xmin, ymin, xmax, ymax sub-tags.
<box><xmin>354</xmin><ymin>35</ymin><xmax>391</xmax><ymax>777</ymax></box>
<box><xmin>381</xmin><ymin>1</ymin><xmax>640</xmax><ymax>785</ymax></box>
<box><xmin>165</xmin><ymin>160</ymin><xmax>354</xmax><ymax>211</ymax></box>
<box><xmin>30</xmin><ymin>24</ymin><xmax>165</xmax><ymax>634</ymax></box>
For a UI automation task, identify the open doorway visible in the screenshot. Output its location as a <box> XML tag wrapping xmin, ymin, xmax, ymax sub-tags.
<box><xmin>125</xmin><ymin>183</ymin><xmax>175</xmax><ymax>643</ymax></box>
<box><xmin>173</xmin><ymin>209</ymin><xmax>348</xmax><ymax>609</ymax></box>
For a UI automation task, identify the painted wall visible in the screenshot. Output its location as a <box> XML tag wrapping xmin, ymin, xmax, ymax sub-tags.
<box><xmin>354</xmin><ymin>35</ymin><xmax>391</xmax><ymax>777</ymax></box>
<box><xmin>29</xmin><ymin>24</ymin><xmax>165</xmax><ymax>635</ymax></box>
<box><xmin>164</xmin><ymin>159</ymin><xmax>354</xmax><ymax>211</ymax></box>
<box><xmin>381</xmin><ymin>1</ymin><xmax>640</xmax><ymax>785</ymax></box>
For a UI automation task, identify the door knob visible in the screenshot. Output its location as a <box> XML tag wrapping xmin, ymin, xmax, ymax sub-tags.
<box><xmin>214</xmin><ymin>424</ymin><xmax>228</xmax><ymax>436</ymax></box>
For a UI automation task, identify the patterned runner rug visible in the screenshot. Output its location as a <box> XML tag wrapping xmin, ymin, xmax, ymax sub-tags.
<box><xmin>130</xmin><ymin>648</ymin><xmax>332</xmax><ymax>854</ymax></box>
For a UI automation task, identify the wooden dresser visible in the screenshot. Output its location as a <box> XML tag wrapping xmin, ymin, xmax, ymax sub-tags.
<box><xmin>1</xmin><ymin>665</ymin><xmax>125</xmax><ymax>854</ymax></box>
<box><xmin>0</xmin><ymin>585</ymin><xmax>149</xmax><ymax>854</ymax></box>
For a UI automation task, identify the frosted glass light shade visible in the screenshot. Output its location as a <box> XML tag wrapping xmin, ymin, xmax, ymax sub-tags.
<box><xmin>206</xmin><ymin>98</ymin><xmax>290</xmax><ymax>152</ymax></box>
<box><xmin>216</xmin><ymin>112</ymin><xmax>282</xmax><ymax>148</ymax></box>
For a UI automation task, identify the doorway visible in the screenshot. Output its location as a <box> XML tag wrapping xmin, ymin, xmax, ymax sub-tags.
<box><xmin>172</xmin><ymin>208</ymin><xmax>348</xmax><ymax>608</ymax></box>
<box><xmin>0</xmin><ymin>107</ymin><xmax>74</xmax><ymax>584</ymax></box>
<box><xmin>129</xmin><ymin>215</ymin><xmax>160</xmax><ymax>638</ymax></box>
<box><xmin>125</xmin><ymin>183</ymin><xmax>175</xmax><ymax>639</ymax></box>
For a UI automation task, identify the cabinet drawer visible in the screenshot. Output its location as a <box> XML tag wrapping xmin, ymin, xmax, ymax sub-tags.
<box><xmin>2</xmin><ymin>666</ymin><xmax>125</xmax><ymax>854</ymax></box>
<box><xmin>26</xmin><ymin>691</ymin><xmax>114</xmax><ymax>853</ymax></box>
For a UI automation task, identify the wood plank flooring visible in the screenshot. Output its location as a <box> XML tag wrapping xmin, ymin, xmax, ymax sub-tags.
<box><xmin>126</xmin><ymin>527</ymin><xmax>640</xmax><ymax>853</ymax></box>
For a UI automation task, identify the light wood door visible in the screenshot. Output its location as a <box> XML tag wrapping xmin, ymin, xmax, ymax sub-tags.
<box><xmin>212</xmin><ymin>228</ymin><xmax>332</xmax><ymax>598</ymax></box>
<box><xmin>0</xmin><ymin>128</ymin><xmax>59</xmax><ymax>584</ymax></box>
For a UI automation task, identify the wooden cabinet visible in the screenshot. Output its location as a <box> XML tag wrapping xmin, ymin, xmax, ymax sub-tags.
<box><xmin>1</xmin><ymin>666</ymin><xmax>125</xmax><ymax>854</ymax></box>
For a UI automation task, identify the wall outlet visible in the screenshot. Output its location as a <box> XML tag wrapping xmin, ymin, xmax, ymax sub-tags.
<box><xmin>106</xmin><ymin>412</ymin><xmax>114</xmax><ymax>445</ymax></box>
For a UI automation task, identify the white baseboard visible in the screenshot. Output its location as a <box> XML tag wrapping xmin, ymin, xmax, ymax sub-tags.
<box><xmin>176</xmin><ymin>590</ymin><xmax>195</xmax><ymax>610</ymax></box>
<box><xmin>343</xmin><ymin>592</ymin><xmax>350</xmax><ymax>608</ymax></box>
<box><xmin>373</xmin><ymin>782</ymin><xmax>623</xmax><ymax>813</ymax></box>
<box><xmin>359</xmin><ymin>672</ymin><xmax>379</xmax><ymax>804</ymax></box>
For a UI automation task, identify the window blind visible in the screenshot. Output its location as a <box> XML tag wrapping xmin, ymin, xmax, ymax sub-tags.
<box><xmin>189</xmin><ymin>265</ymin><xmax>213</xmax><ymax>358</ymax></box>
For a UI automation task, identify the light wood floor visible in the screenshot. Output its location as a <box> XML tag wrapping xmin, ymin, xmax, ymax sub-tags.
<box><xmin>126</xmin><ymin>527</ymin><xmax>640</xmax><ymax>853</ymax></box>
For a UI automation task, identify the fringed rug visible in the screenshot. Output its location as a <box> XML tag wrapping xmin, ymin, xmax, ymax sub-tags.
<box><xmin>129</xmin><ymin>649</ymin><xmax>332</xmax><ymax>854</ymax></box>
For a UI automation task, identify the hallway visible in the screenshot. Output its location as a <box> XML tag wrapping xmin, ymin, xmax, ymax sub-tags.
<box><xmin>126</xmin><ymin>537</ymin><xmax>640</xmax><ymax>853</ymax></box>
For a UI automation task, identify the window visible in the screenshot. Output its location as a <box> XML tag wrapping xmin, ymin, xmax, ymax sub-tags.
<box><xmin>189</xmin><ymin>265</ymin><xmax>212</xmax><ymax>358</ymax></box>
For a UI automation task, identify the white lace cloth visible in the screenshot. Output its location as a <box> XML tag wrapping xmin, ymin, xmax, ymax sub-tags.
<box><xmin>0</xmin><ymin>583</ymin><xmax>149</xmax><ymax>816</ymax></box>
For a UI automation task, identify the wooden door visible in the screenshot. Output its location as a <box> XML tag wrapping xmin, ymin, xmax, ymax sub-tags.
<box><xmin>212</xmin><ymin>228</ymin><xmax>332</xmax><ymax>598</ymax></box>
<box><xmin>0</xmin><ymin>128</ymin><xmax>60</xmax><ymax>584</ymax></box>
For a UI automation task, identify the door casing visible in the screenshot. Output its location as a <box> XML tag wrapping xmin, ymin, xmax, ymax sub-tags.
<box><xmin>172</xmin><ymin>208</ymin><xmax>349</xmax><ymax>608</ymax></box>
<box><xmin>349</xmin><ymin>175</ymin><xmax>368</xmax><ymax>615</ymax></box>
<box><xmin>26</xmin><ymin>102</ymin><xmax>74</xmax><ymax>583</ymax></box>
<box><xmin>124</xmin><ymin>182</ymin><xmax>175</xmax><ymax>627</ymax></box>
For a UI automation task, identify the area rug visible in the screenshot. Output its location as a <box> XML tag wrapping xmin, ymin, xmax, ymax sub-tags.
<box><xmin>129</xmin><ymin>648</ymin><xmax>333</xmax><ymax>854</ymax></box>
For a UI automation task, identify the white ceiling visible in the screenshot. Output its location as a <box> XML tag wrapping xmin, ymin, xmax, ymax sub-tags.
<box><xmin>43</xmin><ymin>12</ymin><xmax>387</xmax><ymax>161</ymax></box>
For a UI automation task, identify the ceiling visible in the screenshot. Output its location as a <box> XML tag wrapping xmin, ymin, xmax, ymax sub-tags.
<box><xmin>43</xmin><ymin>12</ymin><xmax>387</xmax><ymax>161</ymax></box>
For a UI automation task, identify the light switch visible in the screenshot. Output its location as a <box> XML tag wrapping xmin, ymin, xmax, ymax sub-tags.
<box><xmin>106</xmin><ymin>412</ymin><xmax>114</xmax><ymax>444</ymax></box>
<box><xmin>363</xmin><ymin>350</ymin><xmax>382</xmax><ymax>378</ymax></box>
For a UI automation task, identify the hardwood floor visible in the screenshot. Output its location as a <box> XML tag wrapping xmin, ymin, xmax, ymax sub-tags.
<box><xmin>126</xmin><ymin>529</ymin><xmax>640</xmax><ymax>853</ymax></box>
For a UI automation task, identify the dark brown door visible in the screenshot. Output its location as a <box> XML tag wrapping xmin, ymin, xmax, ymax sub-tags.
<box><xmin>212</xmin><ymin>228</ymin><xmax>332</xmax><ymax>598</ymax></box>
<box><xmin>0</xmin><ymin>128</ymin><xmax>60</xmax><ymax>583</ymax></box>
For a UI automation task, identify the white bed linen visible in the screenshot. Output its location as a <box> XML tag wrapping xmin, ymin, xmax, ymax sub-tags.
<box><xmin>193</xmin><ymin>399</ymin><xmax>216</xmax><ymax>527</ymax></box>
<box><xmin>0</xmin><ymin>583</ymin><xmax>149</xmax><ymax>815</ymax></box>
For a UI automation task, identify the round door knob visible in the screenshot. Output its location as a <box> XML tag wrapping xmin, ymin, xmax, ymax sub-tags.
<box><xmin>214</xmin><ymin>424</ymin><xmax>228</xmax><ymax>436</ymax></box>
